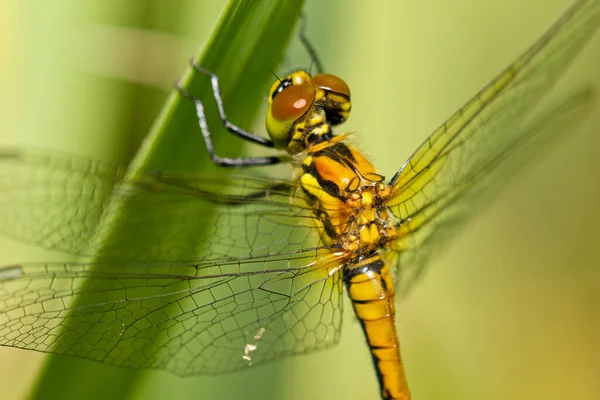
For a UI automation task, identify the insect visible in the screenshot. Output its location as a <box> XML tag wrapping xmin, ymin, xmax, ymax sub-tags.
<box><xmin>0</xmin><ymin>1</ymin><xmax>599</xmax><ymax>399</ymax></box>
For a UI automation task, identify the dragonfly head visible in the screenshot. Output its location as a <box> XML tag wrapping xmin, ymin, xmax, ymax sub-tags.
<box><xmin>266</xmin><ymin>70</ymin><xmax>351</xmax><ymax>153</ymax></box>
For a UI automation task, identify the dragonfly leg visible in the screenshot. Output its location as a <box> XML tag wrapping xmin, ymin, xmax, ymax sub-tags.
<box><xmin>174</xmin><ymin>64</ymin><xmax>283</xmax><ymax>168</ymax></box>
<box><xmin>299</xmin><ymin>14</ymin><xmax>324</xmax><ymax>75</ymax></box>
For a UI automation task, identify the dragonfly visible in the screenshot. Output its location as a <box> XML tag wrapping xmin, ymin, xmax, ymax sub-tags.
<box><xmin>1</xmin><ymin>1</ymin><xmax>599</xmax><ymax>399</ymax></box>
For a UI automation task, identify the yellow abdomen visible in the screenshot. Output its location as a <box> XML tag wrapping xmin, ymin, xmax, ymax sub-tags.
<box><xmin>344</xmin><ymin>253</ymin><xmax>410</xmax><ymax>400</ymax></box>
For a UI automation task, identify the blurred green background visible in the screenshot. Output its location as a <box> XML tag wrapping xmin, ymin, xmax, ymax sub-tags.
<box><xmin>1</xmin><ymin>1</ymin><xmax>599</xmax><ymax>400</ymax></box>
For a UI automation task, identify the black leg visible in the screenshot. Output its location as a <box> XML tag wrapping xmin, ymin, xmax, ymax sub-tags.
<box><xmin>299</xmin><ymin>14</ymin><xmax>324</xmax><ymax>75</ymax></box>
<box><xmin>189</xmin><ymin>61</ymin><xmax>275</xmax><ymax>148</ymax></box>
<box><xmin>174</xmin><ymin>73</ymin><xmax>283</xmax><ymax>168</ymax></box>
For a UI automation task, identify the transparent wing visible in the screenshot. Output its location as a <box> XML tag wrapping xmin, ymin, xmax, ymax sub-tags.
<box><xmin>0</xmin><ymin>148</ymin><xmax>327</xmax><ymax>262</ymax></box>
<box><xmin>0</xmin><ymin>148</ymin><xmax>352</xmax><ymax>373</ymax></box>
<box><xmin>0</xmin><ymin>250</ymin><xmax>345</xmax><ymax>375</ymax></box>
<box><xmin>387</xmin><ymin>0</ymin><xmax>600</xmax><ymax>293</ymax></box>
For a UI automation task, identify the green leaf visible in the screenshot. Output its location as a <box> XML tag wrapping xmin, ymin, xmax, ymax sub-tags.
<box><xmin>28</xmin><ymin>1</ymin><xmax>305</xmax><ymax>400</ymax></box>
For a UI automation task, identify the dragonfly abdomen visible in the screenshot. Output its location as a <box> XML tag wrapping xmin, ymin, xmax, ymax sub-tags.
<box><xmin>344</xmin><ymin>253</ymin><xmax>410</xmax><ymax>400</ymax></box>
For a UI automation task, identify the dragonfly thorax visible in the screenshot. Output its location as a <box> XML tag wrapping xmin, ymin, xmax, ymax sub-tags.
<box><xmin>298</xmin><ymin>140</ymin><xmax>398</xmax><ymax>253</ymax></box>
<box><xmin>339</xmin><ymin>183</ymin><xmax>398</xmax><ymax>254</ymax></box>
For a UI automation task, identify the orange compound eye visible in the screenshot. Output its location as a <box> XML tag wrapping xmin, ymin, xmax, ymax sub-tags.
<box><xmin>266</xmin><ymin>83</ymin><xmax>315</xmax><ymax>149</ymax></box>
<box><xmin>311</xmin><ymin>74</ymin><xmax>350</xmax><ymax>97</ymax></box>
<box><xmin>270</xmin><ymin>83</ymin><xmax>315</xmax><ymax>121</ymax></box>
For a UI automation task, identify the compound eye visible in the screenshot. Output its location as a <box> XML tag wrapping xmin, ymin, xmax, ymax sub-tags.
<box><xmin>311</xmin><ymin>74</ymin><xmax>350</xmax><ymax>97</ymax></box>
<box><xmin>270</xmin><ymin>83</ymin><xmax>315</xmax><ymax>121</ymax></box>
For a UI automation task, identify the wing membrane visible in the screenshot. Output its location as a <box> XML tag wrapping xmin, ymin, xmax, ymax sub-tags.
<box><xmin>0</xmin><ymin>148</ymin><xmax>327</xmax><ymax>262</ymax></box>
<box><xmin>0</xmin><ymin>250</ymin><xmax>344</xmax><ymax>375</ymax></box>
<box><xmin>387</xmin><ymin>0</ymin><xmax>600</xmax><ymax>292</ymax></box>
<box><xmin>0</xmin><ymin>149</ymin><xmax>349</xmax><ymax>373</ymax></box>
